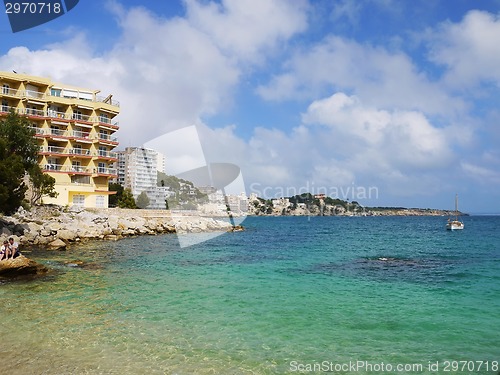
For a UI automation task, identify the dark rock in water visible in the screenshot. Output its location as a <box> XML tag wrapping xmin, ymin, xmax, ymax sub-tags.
<box><xmin>63</xmin><ymin>260</ymin><xmax>103</xmax><ymax>270</ymax></box>
<box><xmin>0</xmin><ymin>255</ymin><xmax>48</xmax><ymax>278</ymax></box>
<box><xmin>228</xmin><ymin>225</ymin><xmax>245</xmax><ymax>232</ymax></box>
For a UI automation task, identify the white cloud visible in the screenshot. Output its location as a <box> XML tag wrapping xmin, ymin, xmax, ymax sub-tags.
<box><xmin>0</xmin><ymin>1</ymin><xmax>309</xmax><ymax>144</ymax></box>
<box><xmin>257</xmin><ymin>35</ymin><xmax>466</xmax><ymax>117</ymax></box>
<box><xmin>185</xmin><ymin>0</ymin><xmax>309</xmax><ymax>64</ymax></box>
<box><xmin>427</xmin><ymin>10</ymin><xmax>500</xmax><ymax>88</ymax></box>
<box><xmin>461</xmin><ymin>162</ymin><xmax>500</xmax><ymax>184</ymax></box>
<box><xmin>302</xmin><ymin>92</ymin><xmax>454</xmax><ymax>170</ymax></box>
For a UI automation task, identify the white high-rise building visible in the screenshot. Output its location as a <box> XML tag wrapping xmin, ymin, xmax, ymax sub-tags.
<box><xmin>111</xmin><ymin>147</ymin><xmax>168</xmax><ymax>209</ymax></box>
<box><xmin>123</xmin><ymin>147</ymin><xmax>159</xmax><ymax>197</ymax></box>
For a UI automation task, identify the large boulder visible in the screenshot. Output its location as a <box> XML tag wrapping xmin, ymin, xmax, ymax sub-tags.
<box><xmin>57</xmin><ymin>229</ymin><xmax>78</xmax><ymax>242</ymax></box>
<box><xmin>47</xmin><ymin>238</ymin><xmax>67</xmax><ymax>250</ymax></box>
<box><xmin>0</xmin><ymin>255</ymin><xmax>48</xmax><ymax>278</ymax></box>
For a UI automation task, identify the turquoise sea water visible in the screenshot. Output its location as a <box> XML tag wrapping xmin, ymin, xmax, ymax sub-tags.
<box><xmin>1</xmin><ymin>216</ymin><xmax>499</xmax><ymax>374</ymax></box>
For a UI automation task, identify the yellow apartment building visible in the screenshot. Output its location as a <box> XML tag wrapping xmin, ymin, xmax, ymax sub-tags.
<box><xmin>0</xmin><ymin>71</ymin><xmax>120</xmax><ymax>208</ymax></box>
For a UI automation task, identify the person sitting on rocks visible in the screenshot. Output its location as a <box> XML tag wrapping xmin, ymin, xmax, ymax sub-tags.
<box><xmin>8</xmin><ymin>237</ymin><xmax>20</xmax><ymax>259</ymax></box>
<box><xmin>0</xmin><ymin>240</ymin><xmax>11</xmax><ymax>261</ymax></box>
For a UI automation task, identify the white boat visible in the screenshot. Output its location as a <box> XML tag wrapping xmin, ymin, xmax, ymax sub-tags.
<box><xmin>446</xmin><ymin>194</ymin><xmax>464</xmax><ymax>230</ymax></box>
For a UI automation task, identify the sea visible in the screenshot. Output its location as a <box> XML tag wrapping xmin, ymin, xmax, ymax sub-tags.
<box><xmin>0</xmin><ymin>215</ymin><xmax>499</xmax><ymax>375</ymax></box>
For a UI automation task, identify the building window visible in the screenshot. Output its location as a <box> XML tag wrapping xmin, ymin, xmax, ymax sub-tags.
<box><xmin>50</xmin><ymin>88</ymin><xmax>61</xmax><ymax>97</ymax></box>
<box><xmin>96</xmin><ymin>195</ymin><xmax>105</xmax><ymax>208</ymax></box>
<box><xmin>73</xmin><ymin>110</ymin><xmax>82</xmax><ymax>120</ymax></box>
<box><xmin>71</xmin><ymin>175</ymin><xmax>90</xmax><ymax>185</ymax></box>
<box><xmin>2</xmin><ymin>84</ymin><xmax>9</xmax><ymax>95</ymax></box>
<box><xmin>72</xmin><ymin>161</ymin><xmax>81</xmax><ymax>172</ymax></box>
<box><xmin>72</xmin><ymin>195</ymin><xmax>85</xmax><ymax>207</ymax></box>
<box><xmin>1</xmin><ymin>100</ymin><xmax>8</xmax><ymax>112</ymax></box>
<box><xmin>98</xmin><ymin>162</ymin><xmax>106</xmax><ymax>173</ymax></box>
<box><xmin>99</xmin><ymin>113</ymin><xmax>109</xmax><ymax>123</ymax></box>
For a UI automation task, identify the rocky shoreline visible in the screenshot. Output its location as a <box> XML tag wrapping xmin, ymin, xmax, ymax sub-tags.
<box><xmin>0</xmin><ymin>205</ymin><xmax>234</xmax><ymax>250</ymax></box>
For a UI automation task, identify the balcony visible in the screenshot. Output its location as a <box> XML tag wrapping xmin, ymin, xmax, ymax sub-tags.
<box><xmin>94</xmin><ymin>166</ymin><xmax>117</xmax><ymax>177</ymax></box>
<box><xmin>43</xmin><ymin>163</ymin><xmax>64</xmax><ymax>172</ymax></box>
<box><xmin>72</xmin><ymin>113</ymin><xmax>93</xmax><ymax>124</ymax></box>
<box><xmin>67</xmin><ymin>165</ymin><xmax>93</xmax><ymax>174</ymax></box>
<box><xmin>25</xmin><ymin>90</ymin><xmax>45</xmax><ymax>100</ymax></box>
<box><xmin>39</xmin><ymin>145</ymin><xmax>68</xmax><ymax>156</ymax></box>
<box><xmin>47</xmin><ymin>110</ymin><xmax>71</xmax><ymax>122</ymax></box>
<box><xmin>1</xmin><ymin>87</ymin><xmax>20</xmax><ymax>97</ymax></box>
<box><xmin>97</xmin><ymin>133</ymin><xmax>118</xmax><ymax>145</ymax></box>
<box><xmin>28</xmin><ymin>126</ymin><xmax>44</xmax><ymax>136</ymax></box>
<box><xmin>66</xmin><ymin>130</ymin><xmax>93</xmax><ymax>142</ymax></box>
<box><xmin>96</xmin><ymin>116</ymin><xmax>119</xmax><ymax>130</ymax></box>
<box><xmin>69</xmin><ymin>148</ymin><xmax>92</xmax><ymax>157</ymax></box>
<box><xmin>95</xmin><ymin>150</ymin><xmax>118</xmax><ymax>160</ymax></box>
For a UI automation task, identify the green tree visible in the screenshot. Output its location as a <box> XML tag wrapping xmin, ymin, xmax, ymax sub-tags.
<box><xmin>108</xmin><ymin>182</ymin><xmax>124</xmax><ymax>207</ymax></box>
<box><xmin>0</xmin><ymin>111</ymin><xmax>38</xmax><ymax>169</ymax></box>
<box><xmin>28</xmin><ymin>164</ymin><xmax>58</xmax><ymax>205</ymax></box>
<box><xmin>0</xmin><ymin>112</ymin><xmax>41</xmax><ymax>214</ymax></box>
<box><xmin>0</xmin><ymin>138</ymin><xmax>26</xmax><ymax>214</ymax></box>
<box><xmin>117</xmin><ymin>188</ymin><xmax>137</xmax><ymax>208</ymax></box>
<box><xmin>136</xmin><ymin>191</ymin><xmax>150</xmax><ymax>209</ymax></box>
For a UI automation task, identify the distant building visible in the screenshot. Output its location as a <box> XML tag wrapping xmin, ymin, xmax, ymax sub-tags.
<box><xmin>0</xmin><ymin>71</ymin><xmax>120</xmax><ymax>208</ymax></box>
<box><xmin>113</xmin><ymin>147</ymin><xmax>167</xmax><ymax>209</ymax></box>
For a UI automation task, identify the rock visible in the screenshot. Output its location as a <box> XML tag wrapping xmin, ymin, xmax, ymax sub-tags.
<box><xmin>40</xmin><ymin>229</ymin><xmax>51</xmax><ymax>237</ymax></box>
<box><xmin>228</xmin><ymin>225</ymin><xmax>245</xmax><ymax>232</ymax></box>
<box><xmin>57</xmin><ymin>229</ymin><xmax>77</xmax><ymax>242</ymax></box>
<box><xmin>0</xmin><ymin>255</ymin><xmax>48</xmax><ymax>278</ymax></box>
<box><xmin>104</xmin><ymin>234</ymin><xmax>119</xmax><ymax>241</ymax></box>
<box><xmin>47</xmin><ymin>238</ymin><xmax>67</xmax><ymax>250</ymax></box>
<box><xmin>0</xmin><ymin>227</ymin><xmax>12</xmax><ymax>236</ymax></box>
<box><xmin>13</xmin><ymin>223</ymin><xmax>29</xmax><ymax>235</ymax></box>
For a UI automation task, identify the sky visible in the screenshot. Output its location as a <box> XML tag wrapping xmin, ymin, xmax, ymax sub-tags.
<box><xmin>1</xmin><ymin>0</ymin><xmax>500</xmax><ymax>213</ymax></box>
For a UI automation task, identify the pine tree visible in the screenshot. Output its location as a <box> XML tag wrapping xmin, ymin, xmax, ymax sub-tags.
<box><xmin>117</xmin><ymin>188</ymin><xmax>137</xmax><ymax>208</ymax></box>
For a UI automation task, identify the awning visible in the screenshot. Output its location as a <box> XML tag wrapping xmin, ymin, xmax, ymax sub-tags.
<box><xmin>26</xmin><ymin>99</ymin><xmax>45</xmax><ymax>106</ymax></box>
<box><xmin>74</xmin><ymin>122</ymin><xmax>93</xmax><ymax>128</ymax></box>
<box><xmin>98</xmin><ymin>125</ymin><xmax>118</xmax><ymax>132</ymax></box>
<box><xmin>73</xmin><ymin>103</ymin><xmax>94</xmax><ymax>110</ymax></box>
<box><xmin>94</xmin><ymin>190</ymin><xmax>117</xmax><ymax>195</ymax></box>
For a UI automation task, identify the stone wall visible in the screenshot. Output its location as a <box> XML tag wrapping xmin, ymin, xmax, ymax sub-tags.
<box><xmin>0</xmin><ymin>206</ymin><xmax>233</xmax><ymax>249</ymax></box>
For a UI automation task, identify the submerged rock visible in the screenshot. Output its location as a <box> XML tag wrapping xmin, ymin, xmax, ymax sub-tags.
<box><xmin>0</xmin><ymin>255</ymin><xmax>48</xmax><ymax>278</ymax></box>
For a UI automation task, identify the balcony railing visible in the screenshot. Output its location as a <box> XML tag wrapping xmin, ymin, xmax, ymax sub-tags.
<box><xmin>28</xmin><ymin>126</ymin><xmax>44</xmax><ymax>135</ymax></box>
<box><xmin>68</xmin><ymin>130</ymin><xmax>92</xmax><ymax>140</ymax></box>
<box><xmin>0</xmin><ymin>89</ymin><xmax>119</xmax><ymax>107</ymax></box>
<box><xmin>0</xmin><ymin>106</ymin><xmax>119</xmax><ymax>125</ymax></box>
<box><xmin>2</xmin><ymin>87</ymin><xmax>19</xmax><ymax>96</ymax></box>
<box><xmin>68</xmin><ymin>165</ymin><xmax>92</xmax><ymax>173</ymax></box>
<box><xmin>97</xmin><ymin>150</ymin><xmax>118</xmax><ymax>159</ymax></box>
<box><xmin>43</xmin><ymin>163</ymin><xmax>64</xmax><ymax>172</ymax></box>
<box><xmin>97</xmin><ymin>133</ymin><xmax>118</xmax><ymax>143</ymax></box>
<box><xmin>47</xmin><ymin>128</ymin><xmax>66</xmax><ymax>136</ymax></box>
<box><xmin>95</xmin><ymin>167</ymin><xmax>117</xmax><ymax>175</ymax></box>
<box><xmin>39</xmin><ymin>145</ymin><xmax>66</xmax><ymax>154</ymax></box>
<box><xmin>39</xmin><ymin>146</ymin><xmax>95</xmax><ymax>157</ymax></box>
<box><xmin>70</xmin><ymin>148</ymin><xmax>91</xmax><ymax>156</ymax></box>
<box><xmin>95</xmin><ymin>95</ymin><xmax>120</xmax><ymax>107</ymax></box>
<box><xmin>47</xmin><ymin>110</ymin><xmax>71</xmax><ymax>120</ymax></box>
<box><xmin>72</xmin><ymin>113</ymin><xmax>92</xmax><ymax>122</ymax></box>
<box><xmin>25</xmin><ymin>90</ymin><xmax>45</xmax><ymax>100</ymax></box>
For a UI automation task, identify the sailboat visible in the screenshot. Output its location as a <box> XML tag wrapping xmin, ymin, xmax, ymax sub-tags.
<box><xmin>446</xmin><ymin>194</ymin><xmax>464</xmax><ymax>230</ymax></box>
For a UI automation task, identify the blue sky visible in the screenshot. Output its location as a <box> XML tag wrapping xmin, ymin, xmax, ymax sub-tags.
<box><xmin>1</xmin><ymin>0</ymin><xmax>500</xmax><ymax>213</ymax></box>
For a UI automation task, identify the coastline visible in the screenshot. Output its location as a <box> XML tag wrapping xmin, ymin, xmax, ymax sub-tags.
<box><xmin>0</xmin><ymin>204</ymin><xmax>464</xmax><ymax>251</ymax></box>
<box><xmin>0</xmin><ymin>205</ymin><xmax>234</xmax><ymax>250</ymax></box>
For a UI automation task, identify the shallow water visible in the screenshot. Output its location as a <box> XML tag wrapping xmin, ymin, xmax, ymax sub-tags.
<box><xmin>1</xmin><ymin>216</ymin><xmax>499</xmax><ymax>374</ymax></box>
